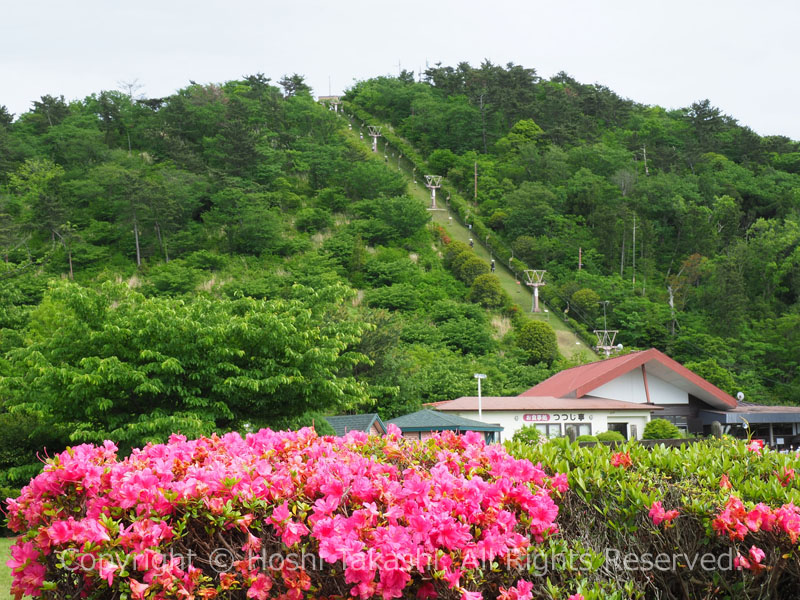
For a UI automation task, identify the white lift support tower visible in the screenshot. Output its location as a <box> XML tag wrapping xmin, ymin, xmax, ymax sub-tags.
<box><xmin>523</xmin><ymin>269</ymin><xmax>546</xmax><ymax>313</ymax></box>
<box><xmin>367</xmin><ymin>126</ymin><xmax>382</xmax><ymax>153</ymax></box>
<box><xmin>594</xmin><ymin>330</ymin><xmax>623</xmax><ymax>358</ymax></box>
<box><xmin>424</xmin><ymin>175</ymin><xmax>443</xmax><ymax>209</ymax></box>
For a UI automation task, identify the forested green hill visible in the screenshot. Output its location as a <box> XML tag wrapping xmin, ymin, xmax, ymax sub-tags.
<box><xmin>345</xmin><ymin>62</ymin><xmax>800</xmax><ymax>407</ymax></box>
<box><xmin>0</xmin><ymin>74</ymin><xmax>557</xmax><ymax>495</ymax></box>
<box><xmin>1</xmin><ymin>62</ymin><xmax>799</xmax><ymax>497</ymax></box>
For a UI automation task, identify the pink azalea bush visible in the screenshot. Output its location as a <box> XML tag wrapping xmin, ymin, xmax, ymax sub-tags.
<box><xmin>6</xmin><ymin>426</ymin><xmax>565</xmax><ymax>600</ymax></box>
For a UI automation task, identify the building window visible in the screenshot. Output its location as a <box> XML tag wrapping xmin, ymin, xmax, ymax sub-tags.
<box><xmin>663</xmin><ymin>416</ymin><xmax>688</xmax><ymax>434</ymax></box>
<box><xmin>535</xmin><ymin>424</ymin><xmax>561</xmax><ymax>439</ymax></box>
<box><xmin>607</xmin><ymin>422</ymin><xmax>628</xmax><ymax>439</ymax></box>
<box><xmin>565</xmin><ymin>423</ymin><xmax>591</xmax><ymax>438</ymax></box>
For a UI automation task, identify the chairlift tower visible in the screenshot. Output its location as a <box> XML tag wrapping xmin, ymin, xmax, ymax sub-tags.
<box><xmin>367</xmin><ymin>126</ymin><xmax>382</xmax><ymax>153</ymax></box>
<box><xmin>594</xmin><ymin>300</ymin><xmax>623</xmax><ymax>357</ymax></box>
<box><xmin>424</xmin><ymin>175</ymin><xmax>442</xmax><ymax>209</ymax></box>
<box><xmin>523</xmin><ymin>269</ymin><xmax>546</xmax><ymax>313</ymax></box>
<box><xmin>594</xmin><ymin>330</ymin><xmax>623</xmax><ymax>358</ymax></box>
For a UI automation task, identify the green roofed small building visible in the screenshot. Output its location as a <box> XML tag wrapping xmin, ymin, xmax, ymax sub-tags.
<box><xmin>388</xmin><ymin>409</ymin><xmax>503</xmax><ymax>443</ymax></box>
<box><xmin>324</xmin><ymin>414</ymin><xmax>387</xmax><ymax>437</ymax></box>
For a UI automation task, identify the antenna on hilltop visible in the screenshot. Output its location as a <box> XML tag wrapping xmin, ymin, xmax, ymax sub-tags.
<box><xmin>367</xmin><ymin>126</ymin><xmax>382</xmax><ymax>153</ymax></box>
<box><xmin>424</xmin><ymin>175</ymin><xmax>443</xmax><ymax>210</ymax></box>
<box><xmin>523</xmin><ymin>270</ymin><xmax>546</xmax><ymax>313</ymax></box>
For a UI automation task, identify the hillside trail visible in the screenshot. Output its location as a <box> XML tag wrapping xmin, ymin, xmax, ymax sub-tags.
<box><xmin>341</xmin><ymin>113</ymin><xmax>596</xmax><ymax>361</ymax></box>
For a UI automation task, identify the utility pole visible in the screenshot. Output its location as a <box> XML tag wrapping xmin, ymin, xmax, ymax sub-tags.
<box><xmin>424</xmin><ymin>175</ymin><xmax>442</xmax><ymax>210</ymax></box>
<box><xmin>524</xmin><ymin>269</ymin><xmax>546</xmax><ymax>313</ymax></box>
<box><xmin>474</xmin><ymin>373</ymin><xmax>486</xmax><ymax>420</ymax></box>
<box><xmin>632</xmin><ymin>215</ymin><xmax>636</xmax><ymax>285</ymax></box>
<box><xmin>367</xmin><ymin>126</ymin><xmax>382</xmax><ymax>153</ymax></box>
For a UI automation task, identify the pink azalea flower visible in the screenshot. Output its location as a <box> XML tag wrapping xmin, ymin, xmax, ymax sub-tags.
<box><xmin>777</xmin><ymin>467</ymin><xmax>795</xmax><ymax>487</ymax></box>
<box><xmin>550</xmin><ymin>473</ymin><xmax>569</xmax><ymax>493</ymax></box>
<box><xmin>281</xmin><ymin>519</ymin><xmax>310</xmax><ymax>547</ymax></box>
<box><xmin>649</xmin><ymin>501</ymin><xmax>679</xmax><ymax>526</ymax></box>
<box><xmin>269</xmin><ymin>501</ymin><xmax>291</xmax><ymax>525</ymax></box>
<box><xmin>7</xmin><ymin>541</ymin><xmax>39</xmax><ymax>572</ymax></box>
<box><xmin>749</xmin><ymin>545</ymin><xmax>765</xmax><ymax>564</ymax></box>
<box><xmin>129</xmin><ymin>578</ymin><xmax>149</xmax><ymax>599</ymax></box>
<box><xmin>734</xmin><ymin>553</ymin><xmax>751</xmax><ymax>570</ymax></box>
<box><xmin>246</xmin><ymin>573</ymin><xmax>273</xmax><ymax>600</ymax></box>
<box><xmin>97</xmin><ymin>558</ymin><xmax>119</xmax><ymax>586</ymax></box>
<box><xmin>746</xmin><ymin>439</ymin><xmax>765</xmax><ymax>454</ymax></box>
<box><xmin>610</xmin><ymin>451</ymin><xmax>632</xmax><ymax>468</ymax></box>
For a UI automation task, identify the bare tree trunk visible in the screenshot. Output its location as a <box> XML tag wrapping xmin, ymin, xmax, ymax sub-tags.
<box><xmin>53</xmin><ymin>228</ymin><xmax>74</xmax><ymax>280</ymax></box>
<box><xmin>642</xmin><ymin>144</ymin><xmax>649</xmax><ymax>176</ymax></box>
<box><xmin>620</xmin><ymin>233</ymin><xmax>625</xmax><ymax>277</ymax></box>
<box><xmin>132</xmin><ymin>209</ymin><xmax>142</xmax><ymax>267</ymax></box>
<box><xmin>154</xmin><ymin>221</ymin><xmax>167</xmax><ymax>262</ymax></box>
<box><xmin>667</xmin><ymin>285</ymin><xmax>676</xmax><ymax>336</ymax></box>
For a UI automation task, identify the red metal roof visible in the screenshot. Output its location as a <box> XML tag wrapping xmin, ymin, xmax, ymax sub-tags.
<box><xmin>519</xmin><ymin>348</ymin><xmax>737</xmax><ymax>409</ymax></box>
<box><xmin>431</xmin><ymin>396</ymin><xmax>661</xmax><ymax>412</ymax></box>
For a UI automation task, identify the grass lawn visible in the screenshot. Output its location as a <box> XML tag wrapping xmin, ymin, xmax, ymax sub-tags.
<box><xmin>0</xmin><ymin>537</ymin><xmax>13</xmax><ymax>600</ymax></box>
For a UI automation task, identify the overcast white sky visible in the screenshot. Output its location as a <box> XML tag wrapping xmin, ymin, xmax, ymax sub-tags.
<box><xmin>2</xmin><ymin>0</ymin><xmax>798</xmax><ymax>140</ymax></box>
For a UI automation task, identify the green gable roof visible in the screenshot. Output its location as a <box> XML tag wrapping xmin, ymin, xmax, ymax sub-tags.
<box><xmin>324</xmin><ymin>413</ymin><xmax>387</xmax><ymax>436</ymax></box>
<box><xmin>388</xmin><ymin>409</ymin><xmax>503</xmax><ymax>432</ymax></box>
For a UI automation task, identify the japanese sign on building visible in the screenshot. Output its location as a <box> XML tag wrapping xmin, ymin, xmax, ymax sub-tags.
<box><xmin>523</xmin><ymin>413</ymin><xmax>590</xmax><ymax>422</ymax></box>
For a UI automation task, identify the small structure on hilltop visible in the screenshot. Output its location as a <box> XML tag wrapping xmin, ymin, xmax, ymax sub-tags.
<box><xmin>317</xmin><ymin>95</ymin><xmax>342</xmax><ymax>112</ymax></box>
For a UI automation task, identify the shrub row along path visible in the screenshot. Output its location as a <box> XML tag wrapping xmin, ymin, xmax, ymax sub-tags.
<box><xmin>342</xmin><ymin>114</ymin><xmax>596</xmax><ymax>361</ymax></box>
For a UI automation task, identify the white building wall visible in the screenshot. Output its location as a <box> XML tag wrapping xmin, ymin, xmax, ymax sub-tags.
<box><xmin>591</xmin><ymin>369</ymin><xmax>688</xmax><ymax>405</ymax></box>
<box><xmin>591</xmin><ymin>370</ymin><xmax>647</xmax><ymax>403</ymax></box>
<box><xmin>449</xmin><ymin>409</ymin><xmax>651</xmax><ymax>441</ymax></box>
<box><xmin>645</xmin><ymin>374</ymin><xmax>688</xmax><ymax>405</ymax></box>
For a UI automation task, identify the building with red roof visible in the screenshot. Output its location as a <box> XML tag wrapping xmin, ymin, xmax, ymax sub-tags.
<box><xmin>431</xmin><ymin>348</ymin><xmax>800</xmax><ymax>444</ymax></box>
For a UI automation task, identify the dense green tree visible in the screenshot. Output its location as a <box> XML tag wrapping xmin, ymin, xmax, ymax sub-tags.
<box><xmin>0</xmin><ymin>281</ymin><xmax>370</xmax><ymax>450</ymax></box>
<box><xmin>515</xmin><ymin>320</ymin><xmax>559</xmax><ymax>365</ymax></box>
<box><xmin>571</xmin><ymin>288</ymin><xmax>600</xmax><ymax>319</ymax></box>
<box><xmin>457</xmin><ymin>255</ymin><xmax>490</xmax><ymax>286</ymax></box>
<box><xmin>468</xmin><ymin>273</ymin><xmax>507</xmax><ymax>308</ymax></box>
